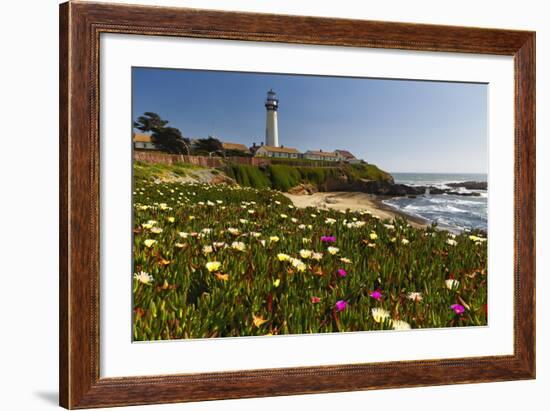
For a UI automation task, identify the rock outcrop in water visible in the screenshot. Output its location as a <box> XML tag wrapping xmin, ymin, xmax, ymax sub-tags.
<box><xmin>360</xmin><ymin>180</ymin><xmax>485</xmax><ymax>197</ymax></box>
<box><xmin>447</xmin><ymin>181</ymin><xmax>488</xmax><ymax>190</ymax></box>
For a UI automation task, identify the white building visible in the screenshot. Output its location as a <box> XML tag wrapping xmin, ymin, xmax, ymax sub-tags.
<box><xmin>304</xmin><ymin>150</ymin><xmax>340</xmax><ymax>162</ymax></box>
<box><xmin>255</xmin><ymin>145</ymin><xmax>300</xmax><ymax>159</ymax></box>
<box><xmin>265</xmin><ymin>89</ymin><xmax>279</xmax><ymax>147</ymax></box>
<box><xmin>133</xmin><ymin>133</ymin><xmax>157</xmax><ymax>150</ymax></box>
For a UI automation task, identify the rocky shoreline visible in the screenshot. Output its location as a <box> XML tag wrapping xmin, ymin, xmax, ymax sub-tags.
<box><xmin>288</xmin><ymin>179</ymin><xmax>487</xmax><ymax>198</ymax></box>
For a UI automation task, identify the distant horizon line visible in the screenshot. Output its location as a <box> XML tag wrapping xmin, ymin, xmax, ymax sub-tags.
<box><xmin>389</xmin><ymin>171</ymin><xmax>487</xmax><ymax>175</ymax></box>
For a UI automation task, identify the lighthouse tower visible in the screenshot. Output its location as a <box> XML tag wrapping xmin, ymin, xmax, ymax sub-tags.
<box><xmin>265</xmin><ymin>89</ymin><xmax>279</xmax><ymax>147</ymax></box>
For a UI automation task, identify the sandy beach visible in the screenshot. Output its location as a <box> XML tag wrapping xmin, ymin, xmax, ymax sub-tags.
<box><xmin>283</xmin><ymin>191</ymin><xmax>427</xmax><ymax>228</ymax></box>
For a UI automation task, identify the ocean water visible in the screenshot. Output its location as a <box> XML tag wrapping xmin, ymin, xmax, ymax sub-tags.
<box><xmin>383</xmin><ymin>173</ymin><xmax>487</xmax><ymax>233</ymax></box>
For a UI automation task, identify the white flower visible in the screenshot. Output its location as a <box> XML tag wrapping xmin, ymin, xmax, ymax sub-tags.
<box><xmin>150</xmin><ymin>227</ymin><xmax>163</xmax><ymax>234</ymax></box>
<box><xmin>312</xmin><ymin>252</ymin><xmax>323</xmax><ymax>261</ymax></box>
<box><xmin>371</xmin><ymin>308</ymin><xmax>390</xmax><ymax>323</ymax></box>
<box><xmin>291</xmin><ymin>218</ymin><xmax>298</xmax><ymax>223</ymax></box>
<box><xmin>327</xmin><ymin>246</ymin><xmax>339</xmax><ymax>255</ymax></box>
<box><xmin>384</xmin><ymin>224</ymin><xmax>395</xmax><ymax>230</ymax></box>
<box><xmin>133</xmin><ymin>271</ymin><xmax>153</xmax><ymax>284</ymax></box>
<box><xmin>248</xmin><ymin>209</ymin><xmax>255</xmax><ymax>214</ymax></box>
<box><xmin>178</xmin><ymin>232</ymin><xmax>189</xmax><ymax>238</ymax></box>
<box><xmin>392</xmin><ymin>320</ymin><xmax>411</xmax><ymax>330</ymax></box>
<box><xmin>231</xmin><ymin>241</ymin><xmax>246</xmax><ymax>252</ymax></box>
<box><xmin>298</xmin><ymin>224</ymin><xmax>306</xmax><ymax>230</ymax></box>
<box><xmin>239</xmin><ymin>219</ymin><xmax>248</xmax><ymax>224</ymax></box>
<box><xmin>227</xmin><ymin>227</ymin><xmax>240</xmax><ymax>236</ymax></box>
<box><xmin>340</xmin><ymin>257</ymin><xmax>352</xmax><ymax>264</ymax></box>
<box><xmin>447</xmin><ymin>239</ymin><xmax>458</xmax><ymax>246</ymax></box>
<box><xmin>280</xmin><ymin>214</ymin><xmax>288</xmax><ymax>219</ymax></box>
<box><xmin>445</xmin><ymin>279</ymin><xmax>460</xmax><ymax>290</ymax></box>
<box><xmin>407</xmin><ymin>292</ymin><xmax>423</xmax><ymax>302</ymax></box>
<box><xmin>401</xmin><ymin>238</ymin><xmax>410</xmax><ymax>245</ymax></box>
<box><xmin>325</xmin><ymin>218</ymin><xmax>336</xmax><ymax>225</ymax></box>
<box><xmin>202</xmin><ymin>245</ymin><xmax>213</xmax><ymax>254</ymax></box>
<box><xmin>201</xmin><ymin>228</ymin><xmax>212</xmax><ymax>234</ymax></box>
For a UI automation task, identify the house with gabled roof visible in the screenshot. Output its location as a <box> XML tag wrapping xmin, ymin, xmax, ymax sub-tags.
<box><xmin>255</xmin><ymin>145</ymin><xmax>300</xmax><ymax>159</ymax></box>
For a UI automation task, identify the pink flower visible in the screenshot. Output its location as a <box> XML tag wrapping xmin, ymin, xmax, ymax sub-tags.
<box><xmin>451</xmin><ymin>304</ymin><xmax>465</xmax><ymax>315</ymax></box>
<box><xmin>337</xmin><ymin>268</ymin><xmax>347</xmax><ymax>278</ymax></box>
<box><xmin>311</xmin><ymin>296</ymin><xmax>321</xmax><ymax>304</ymax></box>
<box><xmin>321</xmin><ymin>236</ymin><xmax>336</xmax><ymax>243</ymax></box>
<box><xmin>335</xmin><ymin>300</ymin><xmax>348</xmax><ymax>312</ymax></box>
<box><xmin>369</xmin><ymin>290</ymin><xmax>383</xmax><ymax>301</ymax></box>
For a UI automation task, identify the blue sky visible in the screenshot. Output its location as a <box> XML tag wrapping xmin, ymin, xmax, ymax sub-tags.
<box><xmin>133</xmin><ymin>67</ymin><xmax>487</xmax><ymax>173</ymax></box>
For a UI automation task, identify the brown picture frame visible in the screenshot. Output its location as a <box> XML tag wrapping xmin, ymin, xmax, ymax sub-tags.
<box><xmin>59</xmin><ymin>1</ymin><xmax>536</xmax><ymax>408</ymax></box>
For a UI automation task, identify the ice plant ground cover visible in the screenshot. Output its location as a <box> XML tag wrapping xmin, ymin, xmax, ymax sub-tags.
<box><xmin>132</xmin><ymin>170</ymin><xmax>487</xmax><ymax>340</ymax></box>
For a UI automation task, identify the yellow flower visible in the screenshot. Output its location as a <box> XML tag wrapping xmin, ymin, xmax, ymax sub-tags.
<box><xmin>369</xmin><ymin>232</ymin><xmax>378</xmax><ymax>240</ymax></box>
<box><xmin>252</xmin><ymin>314</ymin><xmax>268</xmax><ymax>327</ymax></box>
<box><xmin>206</xmin><ymin>261</ymin><xmax>222</xmax><ymax>272</ymax></box>
<box><xmin>167</xmin><ymin>216</ymin><xmax>175</xmax><ymax>223</ymax></box>
<box><xmin>143</xmin><ymin>239</ymin><xmax>157</xmax><ymax>248</ymax></box>
<box><xmin>175</xmin><ymin>242</ymin><xmax>185</xmax><ymax>248</ymax></box>
<box><xmin>269</xmin><ymin>236</ymin><xmax>280</xmax><ymax>243</ymax></box>
<box><xmin>340</xmin><ymin>257</ymin><xmax>352</xmax><ymax>264</ymax></box>
<box><xmin>401</xmin><ymin>238</ymin><xmax>410</xmax><ymax>245</ymax></box>
<box><xmin>290</xmin><ymin>258</ymin><xmax>307</xmax><ymax>272</ymax></box>
<box><xmin>312</xmin><ymin>252</ymin><xmax>323</xmax><ymax>261</ymax></box>
<box><xmin>280</xmin><ymin>214</ymin><xmax>288</xmax><ymax>219</ymax></box>
<box><xmin>133</xmin><ymin>271</ymin><xmax>153</xmax><ymax>284</ymax></box>
<box><xmin>371</xmin><ymin>308</ymin><xmax>390</xmax><ymax>323</ymax></box>
<box><xmin>150</xmin><ymin>227</ymin><xmax>163</xmax><ymax>234</ymax></box>
<box><xmin>299</xmin><ymin>249</ymin><xmax>312</xmax><ymax>259</ymax></box>
<box><xmin>327</xmin><ymin>246</ymin><xmax>339</xmax><ymax>255</ymax></box>
<box><xmin>273</xmin><ymin>279</ymin><xmax>281</xmax><ymax>287</ymax></box>
<box><xmin>277</xmin><ymin>253</ymin><xmax>290</xmax><ymax>261</ymax></box>
<box><xmin>141</xmin><ymin>222</ymin><xmax>154</xmax><ymax>229</ymax></box>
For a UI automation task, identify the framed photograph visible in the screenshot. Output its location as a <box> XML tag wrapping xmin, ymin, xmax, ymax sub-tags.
<box><xmin>59</xmin><ymin>2</ymin><xmax>535</xmax><ymax>408</ymax></box>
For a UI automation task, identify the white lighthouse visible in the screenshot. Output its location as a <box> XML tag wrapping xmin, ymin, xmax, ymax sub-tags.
<box><xmin>265</xmin><ymin>89</ymin><xmax>279</xmax><ymax>147</ymax></box>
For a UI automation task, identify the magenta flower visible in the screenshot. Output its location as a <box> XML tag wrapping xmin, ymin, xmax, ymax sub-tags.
<box><xmin>369</xmin><ymin>290</ymin><xmax>383</xmax><ymax>301</ymax></box>
<box><xmin>335</xmin><ymin>300</ymin><xmax>348</xmax><ymax>312</ymax></box>
<box><xmin>337</xmin><ymin>268</ymin><xmax>347</xmax><ymax>278</ymax></box>
<box><xmin>451</xmin><ymin>304</ymin><xmax>465</xmax><ymax>315</ymax></box>
<box><xmin>321</xmin><ymin>236</ymin><xmax>336</xmax><ymax>243</ymax></box>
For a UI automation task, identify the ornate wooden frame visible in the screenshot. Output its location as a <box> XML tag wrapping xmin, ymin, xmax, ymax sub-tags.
<box><xmin>59</xmin><ymin>1</ymin><xmax>536</xmax><ymax>408</ymax></box>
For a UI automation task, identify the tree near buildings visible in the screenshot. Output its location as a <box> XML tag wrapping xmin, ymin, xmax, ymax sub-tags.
<box><xmin>133</xmin><ymin>112</ymin><xmax>190</xmax><ymax>154</ymax></box>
